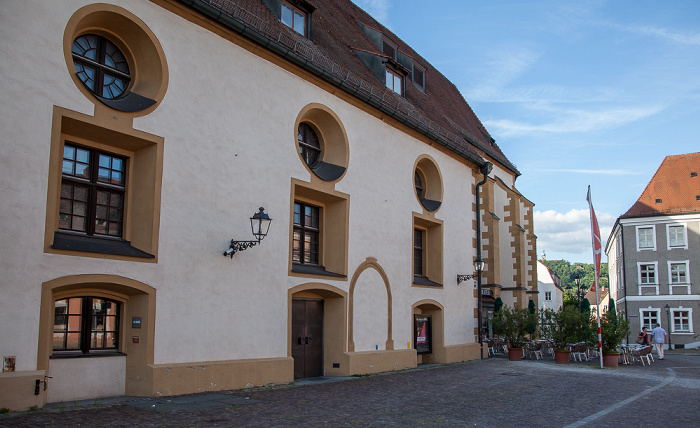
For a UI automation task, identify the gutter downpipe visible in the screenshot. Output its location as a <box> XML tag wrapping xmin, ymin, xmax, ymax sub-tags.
<box><xmin>476</xmin><ymin>162</ymin><xmax>492</xmax><ymax>359</ymax></box>
<box><xmin>620</xmin><ymin>223</ymin><xmax>629</xmax><ymax>344</ymax></box>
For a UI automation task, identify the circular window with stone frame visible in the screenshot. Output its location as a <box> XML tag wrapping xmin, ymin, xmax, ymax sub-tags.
<box><xmin>64</xmin><ymin>4</ymin><xmax>168</xmax><ymax>115</ymax></box>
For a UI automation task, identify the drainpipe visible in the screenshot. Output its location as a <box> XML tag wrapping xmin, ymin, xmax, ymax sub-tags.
<box><xmin>620</xmin><ymin>224</ymin><xmax>630</xmax><ymax>344</ymax></box>
<box><xmin>476</xmin><ymin>162</ymin><xmax>492</xmax><ymax>359</ymax></box>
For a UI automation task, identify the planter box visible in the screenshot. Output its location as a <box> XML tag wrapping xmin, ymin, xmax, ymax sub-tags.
<box><xmin>554</xmin><ymin>349</ymin><xmax>570</xmax><ymax>364</ymax></box>
<box><xmin>603</xmin><ymin>352</ymin><xmax>620</xmax><ymax>367</ymax></box>
<box><xmin>508</xmin><ymin>347</ymin><xmax>523</xmax><ymax>361</ymax></box>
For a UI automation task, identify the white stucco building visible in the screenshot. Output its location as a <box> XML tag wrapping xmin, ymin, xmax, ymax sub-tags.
<box><xmin>537</xmin><ymin>261</ymin><xmax>563</xmax><ymax>310</ymax></box>
<box><xmin>0</xmin><ymin>0</ymin><xmax>536</xmax><ymax>410</ymax></box>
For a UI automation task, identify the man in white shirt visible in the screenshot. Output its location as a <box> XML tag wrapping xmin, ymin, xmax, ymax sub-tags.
<box><xmin>651</xmin><ymin>323</ymin><xmax>667</xmax><ymax>360</ymax></box>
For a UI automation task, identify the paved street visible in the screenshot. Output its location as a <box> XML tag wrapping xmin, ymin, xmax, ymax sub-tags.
<box><xmin>3</xmin><ymin>351</ymin><xmax>699</xmax><ymax>427</ymax></box>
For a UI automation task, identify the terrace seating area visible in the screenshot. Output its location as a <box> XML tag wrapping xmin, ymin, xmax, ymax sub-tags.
<box><xmin>485</xmin><ymin>338</ymin><xmax>656</xmax><ymax>367</ymax></box>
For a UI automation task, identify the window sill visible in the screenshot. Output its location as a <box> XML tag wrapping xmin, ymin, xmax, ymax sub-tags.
<box><xmin>50</xmin><ymin>351</ymin><xmax>126</xmax><ymax>359</ymax></box>
<box><xmin>292</xmin><ymin>264</ymin><xmax>346</xmax><ymax>278</ymax></box>
<box><xmin>52</xmin><ymin>232</ymin><xmax>155</xmax><ymax>258</ymax></box>
<box><xmin>413</xmin><ymin>276</ymin><xmax>442</xmax><ymax>287</ymax></box>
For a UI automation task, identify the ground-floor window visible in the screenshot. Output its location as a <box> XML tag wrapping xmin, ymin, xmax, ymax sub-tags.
<box><xmin>53</xmin><ymin>297</ymin><xmax>120</xmax><ymax>354</ymax></box>
<box><xmin>640</xmin><ymin>309</ymin><xmax>659</xmax><ymax>330</ymax></box>
<box><xmin>672</xmin><ymin>309</ymin><xmax>691</xmax><ymax>332</ymax></box>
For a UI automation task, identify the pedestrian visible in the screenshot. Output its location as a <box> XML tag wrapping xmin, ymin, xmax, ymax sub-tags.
<box><xmin>651</xmin><ymin>323</ymin><xmax>667</xmax><ymax>359</ymax></box>
<box><xmin>636</xmin><ymin>326</ymin><xmax>650</xmax><ymax>346</ymax></box>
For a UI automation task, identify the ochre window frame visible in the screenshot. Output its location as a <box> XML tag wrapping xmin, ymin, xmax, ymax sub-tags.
<box><xmin>289</xmin><ymin>179</ymin><xmax>349</xmax><ymax>279</ymax></box>
<box><xmin>45</xmin><ymin>107</ymin><xmax>163</xmax><ymax>262</ymax></box>
<box><xmin>412</xmin><ymin>213</ymin><xmax>443</xmax><ymax>287</ymax></box>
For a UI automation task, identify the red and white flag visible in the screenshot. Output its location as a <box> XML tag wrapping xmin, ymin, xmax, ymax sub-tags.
<box><xmin>587</xmin><ymin>186</ymin><xmax>601</xmax><ymax>293</ymax></box>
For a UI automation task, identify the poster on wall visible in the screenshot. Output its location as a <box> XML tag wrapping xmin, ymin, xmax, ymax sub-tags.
<box><xmin>414</xmin><ymin>314</ymin><xmax>432</xmax><ymax>354</ymax></box>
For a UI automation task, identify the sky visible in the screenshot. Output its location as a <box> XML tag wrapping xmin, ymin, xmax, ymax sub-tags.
<box><xmin>352</xmin><ymin>0</ymin><xmax>700</xmax><ymax>264</ymax></box>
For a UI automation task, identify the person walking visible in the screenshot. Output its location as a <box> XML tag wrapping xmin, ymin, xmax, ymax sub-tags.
<box><xmin>651</xmin><ymin>323</ymin><xmax>667</xmax><ymax>360</ymax></box>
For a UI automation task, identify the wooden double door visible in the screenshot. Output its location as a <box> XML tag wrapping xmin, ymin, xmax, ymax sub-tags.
<box><xmin>292</xmin><ymin>299</ymin><xmax>324</xmax><ymax>379</ymax></box>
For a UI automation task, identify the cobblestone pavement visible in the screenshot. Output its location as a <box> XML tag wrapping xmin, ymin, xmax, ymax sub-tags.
<box><xmin>2</xmin><ymin>351</ymin><xmax>699</xmax><ymax>427</ymax></box>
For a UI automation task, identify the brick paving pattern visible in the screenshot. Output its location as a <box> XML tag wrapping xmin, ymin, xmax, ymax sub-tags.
<box><xmin>2</xmin><ymin>350</ymin><xmax>699</xmax><ymax>427</ymax></box>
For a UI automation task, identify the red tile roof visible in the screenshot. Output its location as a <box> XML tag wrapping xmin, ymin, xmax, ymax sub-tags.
<box><xmin>623</xmin><ymin>152</ymin><xmax>700</xmax><ymax>217</ymax></box>
<box><xmin>190</xmin><ymin>0</ymin><xmax>519</xmax><ymax>175</ymax></box>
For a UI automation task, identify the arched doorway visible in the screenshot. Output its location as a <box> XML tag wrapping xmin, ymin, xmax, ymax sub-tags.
<box><xmin>412</xmin><ymin>300</ymin><xmax>444</xmax><ymax>365</ymax></box>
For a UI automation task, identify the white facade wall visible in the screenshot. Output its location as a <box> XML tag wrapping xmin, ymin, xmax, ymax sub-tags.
<box><xmin>0</xmin><ymin>0</ymin><xmax>485</xmax><ymax>405</ymax></box>
<box><xmin>536</xmin><ymin>261</ymin><xmax>562</xmax><ymax>310</ymax></box>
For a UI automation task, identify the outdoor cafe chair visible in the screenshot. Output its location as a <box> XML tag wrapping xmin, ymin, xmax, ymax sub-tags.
<box><xmin>486</xmin><ymin>338</ymin><xmax>495</xmax><ymax>357</ymax></box>
<box><xmin>631</xmin><ymin>345</ymin><xmax>653</xmax><ymax>366</ymax></box>
<box><xmin>527</xmin><ymin>341</ymin><xmax>543</xmax><ymax>360</ymax></box>
<box><xmin>576</xmin><ymin>343</ymin><xmax>589</xmax><ymax>361</ymax></box>
<box><xmin>569</xmin><ymin>343</ymin><xmax>580</xmax><ymax>361</ymax></box>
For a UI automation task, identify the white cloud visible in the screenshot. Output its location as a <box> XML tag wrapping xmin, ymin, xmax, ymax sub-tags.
<box><xmin>616</xmin><ymin>23</ymin><xmax>700</xmax><ymax>46</ymax></box>
<box><xmin>534</xmin><ymin>208</ymin><xmax>616</xmax><ymax>263</ymax></box>
<box><xmin>351</xmin><ymin>0</ymin><xmax>391</xmax><ymax>23</ymax></box>
<box><xmin>483</xmin><ymin>104</ymin><xmax>664</xmax><ymax>138</ymax></box>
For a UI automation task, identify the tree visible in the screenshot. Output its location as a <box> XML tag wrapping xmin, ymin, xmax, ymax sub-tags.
<box><xmin>580</xmin><ymin>298</ymin><xmax>591</xmax><ymax>314</ymax></box>
<box><xmin>542</xmin><ymin>259</ymin><xmax>609</xmax><ymax>292</ymax></box>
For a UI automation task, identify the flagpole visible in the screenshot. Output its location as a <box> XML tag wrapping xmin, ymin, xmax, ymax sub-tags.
<box><xmin>588</xmin><ymin>186</ymin><xmax>604</xmax><ymax>369</ymax></box>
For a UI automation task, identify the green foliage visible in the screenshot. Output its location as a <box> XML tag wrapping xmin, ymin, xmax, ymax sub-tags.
<box><xmin>541</xmin><ymin>306</ymin><xmax>592</xmax><ymax>350</ymax></box>
<box><xmin>492</xmin><ymin>305</ymin><xmax>537</xmax><ymax>348</ymax></box>
<box><xmin>541</xmin><ymin>259</ymin><xmax>608</xmax><ymax>292</ymax></box>
<box><xmin>526</xmin><ymin>300</ymin><xmax>537</xmax><ymax>334</ymax></box>
<box><xmin>0</xmin><ymin>408</ymin><xmax>9</xmax><ymax>414</ymax></box>
<box><xmin>580</xmin><ymin>298</ymin><xmax>591</xmax><ymax>314</ymax></box>
<box><xmin>494</xmin><ymin>297</ymin><xmax>503</xmax><ymax>313</ymax></box>
<box><xmin>600</xmin><ymin>309</ymin><xmax>630</xmax><ymax>353</ymax></box>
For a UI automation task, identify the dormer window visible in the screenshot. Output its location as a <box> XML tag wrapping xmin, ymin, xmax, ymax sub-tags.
<box><xmin>412</xmin><ymin>64</ymin><xmax>425</xmax><ymax>92</ymax></box>
<box><xmin>383</xmin><ymin>40</ymin><xmax>397</xmax><ymax>60</ymax></box>
<box><xmin>386</xmin><ymin>68</ymin><xmax>403</xmax><ymax>95</ymax></box>
<box><xmin>281</xmin><ymin>0</ymin><xmax>307</xmax><ymax>36</ymax></box>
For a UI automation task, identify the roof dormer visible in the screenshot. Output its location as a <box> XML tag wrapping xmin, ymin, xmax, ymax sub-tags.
<box><xmin>263</xmin><ymin>0</ymin><xmax>315</xmax><ymax>39</ymax></box>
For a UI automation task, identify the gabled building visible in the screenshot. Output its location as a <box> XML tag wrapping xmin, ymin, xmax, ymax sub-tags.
<box><xmin>537</xmin><ymin>260</ymin><xmax>564</xmax><ymax>311</ymax></box>
<box><xmin>606</xmin><ymin>152</ymin><xmax>700</xmax><ymax>349</ymax></box>
<box><xmin>0</xmin><ymin>0</ymin><xmax>536</xmax><ymax>410</ymax></box>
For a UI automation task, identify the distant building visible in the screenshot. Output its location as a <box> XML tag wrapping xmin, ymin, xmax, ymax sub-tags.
<box><xmin>606</xmin><ymin>152</ymin><xmax>700</xmax><ymax>349</ymax></box>
<box><xmin>591</xmin><ymin>292</ymin><xmax>610</xmax><ymax>316</ymax></box>
<box><xmin>537</xmin><ymin>260</ymin><xmax>563</xmax><ymax>310</ymax></box>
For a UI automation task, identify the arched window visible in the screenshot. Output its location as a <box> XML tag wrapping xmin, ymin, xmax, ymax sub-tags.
<box><xmin>72</xmin><ymin>34</ymin><xmax>130</xmax><ymax>99</ymax></box>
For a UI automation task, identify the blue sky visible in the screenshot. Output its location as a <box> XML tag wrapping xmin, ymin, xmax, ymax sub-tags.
<box><xmin>353</xmin><ymin>0</ymin><xmax>700</xmax><ymax>264</ymax></box>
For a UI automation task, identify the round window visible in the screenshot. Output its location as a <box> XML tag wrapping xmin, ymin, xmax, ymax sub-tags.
<box><xmin>298</xmin><ymin>123</ymin><xmax>321</xmax><ymax>167</ymax></box>
<box><xmin>414</xmin><ymin>156</ymin><xmax>443</xmax><ymax>212</ymax></box>
<box><xmin>414</xmin><ymin>171</ymin><xmax>425</xmax><ymax>199</ymax></box>
<box><xmin>72</xmin><ymin>34</ymin><xmax>131</xmax><ymax>99</ymax></box>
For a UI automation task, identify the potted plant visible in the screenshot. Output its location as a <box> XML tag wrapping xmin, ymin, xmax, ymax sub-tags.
<box><xmin>544</xmin><ymin>306</ymin><xmax>586</xmax><ymax>364</ymax></box>
<box><xmin>600</xmin><ymin>308</ymin><xmax>630</xmax><ymax>367</ymax></box>
<box><xmin>492</xmin><ymin>305</ymin><xmax>535</xmax><ymax>361</ymax></box>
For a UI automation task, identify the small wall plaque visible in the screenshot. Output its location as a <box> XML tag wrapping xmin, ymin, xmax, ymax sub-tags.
<box><xmin>132</xmin><ymin>317</ymin><xmax>142</xmax><ymax>329</ymax></box>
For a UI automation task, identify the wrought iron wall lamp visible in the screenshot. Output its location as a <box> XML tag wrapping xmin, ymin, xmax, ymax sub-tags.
<box><xmin>458</xmin><ymin>258</ymin><xmax>485</xmax><ymax>284</ymax></box>
<box><xmin>223</xmin><ymin>207</ymin><xmax>272</xmax><ymax>258</ymax></box>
